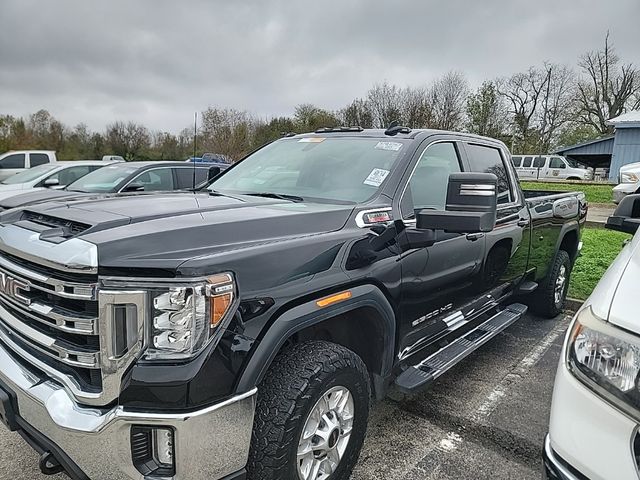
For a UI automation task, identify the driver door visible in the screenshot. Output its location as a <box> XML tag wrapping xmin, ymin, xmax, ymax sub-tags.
<box><xmin>396</xmin><ymin>139</ymin><xmax>485</xmax><ymax>360</ymax></box>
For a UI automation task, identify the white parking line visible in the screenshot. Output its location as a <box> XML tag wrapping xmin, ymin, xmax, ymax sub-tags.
<box><xmin>471</xmin><ymin>318</ymin><xmax>569</xmax><ymax>422</ymax></box>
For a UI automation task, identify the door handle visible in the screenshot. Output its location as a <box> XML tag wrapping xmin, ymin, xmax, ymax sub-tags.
<box><xmin>517</xmin><ymin>219</ymin><xmax>529</xmax><ymax>227</ymax></box>
<box><xmin>466</xmin><ymin>233</ymin><xmax>484</xmax><ymax>241</ymax></box>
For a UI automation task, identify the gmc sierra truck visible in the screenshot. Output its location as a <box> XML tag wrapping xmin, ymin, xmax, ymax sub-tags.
<box><xmin>0</xmin><ymin>127</ymin><xmax>586</xmax><ymax>480</ymax></box>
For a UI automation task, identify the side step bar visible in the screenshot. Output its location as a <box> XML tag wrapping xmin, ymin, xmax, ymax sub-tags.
<box><xmin>395</xmin><ymin>303</ymin><xmax>528</xmax><ymax>393</ymax></box>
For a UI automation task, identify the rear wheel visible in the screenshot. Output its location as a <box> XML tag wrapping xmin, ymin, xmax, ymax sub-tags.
<box><xmin>530</xmin><ymin>250</ymin><xmax>572</xmax><ymax>318</ymax></box>
<box><xmin>247</xmin><ymin>341</ymin><xmax>371</xmax><ymax>480</ymax></box>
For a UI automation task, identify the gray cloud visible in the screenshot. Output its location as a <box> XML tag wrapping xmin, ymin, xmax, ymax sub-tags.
<box><xmin>1</xmin><ymin>0</ymin><xmax>638</xmax><ymax>132</ymax></box>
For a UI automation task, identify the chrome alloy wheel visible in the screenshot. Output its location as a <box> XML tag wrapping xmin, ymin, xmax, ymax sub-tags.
<box><xmin>554</xmin><ymin>264</ymin><xmax>567</xmax><ymax>306</ymax></box>
<box><xmin>297</xmin><ymin>386</ymin><xmax>355</xmax><ymax>480</ymax></box>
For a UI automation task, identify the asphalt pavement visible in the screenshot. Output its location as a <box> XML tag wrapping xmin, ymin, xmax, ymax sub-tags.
<box><xmin>0</xmin><ymin>311</ymin><xmax>571</xmax><ymax>480</ymax></box>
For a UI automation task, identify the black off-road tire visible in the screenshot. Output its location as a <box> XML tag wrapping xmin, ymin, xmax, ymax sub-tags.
<box><xmin>247</xmin><ymin>341</ymin><xmax>371</xmax><ymax>480</ymax></box>
<box><xmin>530</xmin><ymin>249</ymin><xmax>572</xmax><ymax>318</ymax></box>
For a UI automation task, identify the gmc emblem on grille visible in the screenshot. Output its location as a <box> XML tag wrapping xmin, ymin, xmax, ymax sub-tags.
<box><xmin>0</xmin><ymin>272</ymin><xmax>31</xmax><ymax>305</ymax></box>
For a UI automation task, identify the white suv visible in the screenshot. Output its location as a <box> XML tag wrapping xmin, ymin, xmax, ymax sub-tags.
<box><xmin>544</xmin><ymin>194</ymin><xmax>640</xmax><ymax>479</ymax></box>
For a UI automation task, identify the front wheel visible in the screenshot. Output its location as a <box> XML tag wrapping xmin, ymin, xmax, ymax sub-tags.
<box><xmin>247</xmin><ymin>341</ymin><xmax>371</xmax><ymax>480</ymax></box>
<box><xmin>530</xmin><ymin>249</ymin><xmax>572</xmax><ymax>318</ymax></box>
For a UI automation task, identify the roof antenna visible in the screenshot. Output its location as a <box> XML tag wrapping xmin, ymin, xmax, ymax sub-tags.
<box><xmin>192</xmin><ymin>112</ymin><xmax>197</xmax><ymax>191</ymax></box>
<box><xmin>384</xmin><ymin>121</ymin><xmax>411</xmax><ymax>136</ymax></box>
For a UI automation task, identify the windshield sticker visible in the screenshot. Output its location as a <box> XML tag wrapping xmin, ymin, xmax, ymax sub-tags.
<box><xmin>375</xmin><ymin>141</ymin><xmax>403</xmax><ymax>152</ymax></box>
<box><xmin>298</xmin><ymin>137</ymin><xmax>325</xmax><ymax>143</ymax></box>
<box><xmin>364</xmin><ymin>168</ymin><xmax>390</xmax><ymax>187</ymax></box>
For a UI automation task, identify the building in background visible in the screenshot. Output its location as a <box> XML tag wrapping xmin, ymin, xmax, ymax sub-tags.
<box><xmin>555</xmin><ymin>111</ymin><xmax>640</xmax><ymax>181</ymax></box>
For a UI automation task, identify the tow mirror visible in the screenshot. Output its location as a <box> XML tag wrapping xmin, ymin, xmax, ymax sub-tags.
<box><xmin>416</xmin><ymin>173</ymin><xmax>498</xmax><ymax>234</ymax></box>
<box><xmin>606</xmin><ymin>194</ymin><xmax>640</xmax><ymax>235</ymax></box>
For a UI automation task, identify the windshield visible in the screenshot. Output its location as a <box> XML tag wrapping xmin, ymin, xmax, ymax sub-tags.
<box><xmin>565</xmin><ymin>157</ymin><xmax>587</xmax><ymax>169</ymax></box>
<box><xmin>209</xmin><ymin>137</ymin><xmax>406</xmax><ymax>203</ymax></box>
<box><xmin>1</xmin><ymin>164</ymin><xmax>59</xmax><ymax>184</ymax></box>
<box><xmin>66</xmin><ymin>163</ymin><xmax>141</xmax><ymax>192</ymax></box>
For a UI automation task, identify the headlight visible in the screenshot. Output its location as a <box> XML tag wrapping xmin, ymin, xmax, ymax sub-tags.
<box><xmin>620</xmin><ymin>172</ymin><xmax>639</xmax><ymax>184</ymax></box>
<box><xmin>144</xmin><ymin>273</ymin><xmax>235</xmax><ymax>360</ymax></box>
<box><xmin>567</xmin><ymin>307</ymin><xmax>640</xmax><ymax>417</ymax></box>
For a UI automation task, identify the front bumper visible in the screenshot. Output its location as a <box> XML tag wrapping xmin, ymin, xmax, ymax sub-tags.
<box><xmin>543</xmin><ymin>435</ymin><xmax>586</xmax><ymax>480</ymax></box>
<box><xmin>0</xmin><ymin>339</ymin><xmax>256</xmax><ymax>480</ymax></box>
<box><xmin>548</xmin><ymin>355</ymin><xmax>640</xmax><ymax>479</ymax></box>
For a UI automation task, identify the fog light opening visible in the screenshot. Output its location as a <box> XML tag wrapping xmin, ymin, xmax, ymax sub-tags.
<box><xmin>131</xmin><ymin>425</ymin><xmax>176</xmax><ymax>477</ymax></box>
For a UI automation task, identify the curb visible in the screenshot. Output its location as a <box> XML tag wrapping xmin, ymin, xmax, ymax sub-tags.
<box><xmin>564</xmin><ymin>297</ymin><xmax>584</xmax><ymax>313</ymax></box>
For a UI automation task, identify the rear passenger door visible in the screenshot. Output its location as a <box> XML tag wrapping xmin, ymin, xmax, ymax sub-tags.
<box><xmin>463</xmin><ymin>142</ymin><xmax>530</xmax><ymax>290</ymax></box>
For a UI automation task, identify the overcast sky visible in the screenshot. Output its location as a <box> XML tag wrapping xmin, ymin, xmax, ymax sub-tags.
<box><xmin>1</xmin><ymin>0</ymin><xmax>638</xmax><ymax>133</ymax></box>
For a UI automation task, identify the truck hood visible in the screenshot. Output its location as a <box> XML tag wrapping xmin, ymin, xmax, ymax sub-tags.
<box><xmin>9</xmin><ymin>192</ymin><xmax>355</xmax><ymax>273</ymax></box>
<box><xmin>589</xmin><ymin>230</ymin><xmax>640</xmax><ymax>333</ymax></box>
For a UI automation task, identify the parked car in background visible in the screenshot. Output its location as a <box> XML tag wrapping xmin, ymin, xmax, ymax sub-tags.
<box><xmin>0</xmin><ymin>127</ymin><xmax>587</xmax><ymax>480</ymax></box>
<box><xmin>512</xmin><ymin>155</ymin><xmax>592</xmax><ymax>181</ymax></box>
<box><xmin>544</xmin><ymin>194</ymin><xmax>640</xmax><ymax>480</ymax></box>
<box><xmin>612</xmin><ymin>161</ymin><xmax>640</xmax><ymax>204</ymax></box>
<box><xmin>0</xmin><ymin>150</ymin><xmax>57</xmax><ymax>180</ymax></box>
<box><xmin>0</xmin><ymin>161</ymin><xmax>112</xmax><ymax>201</ymax></box>
<box><xmin>0</xmin><ymin>161</ymin><xmax>219</xmax><ymax>211</ymax></box>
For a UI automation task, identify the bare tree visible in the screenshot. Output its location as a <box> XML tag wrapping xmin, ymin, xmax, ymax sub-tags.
<box><xmin>428</xmin><ymin>71</ymin><xmax>469</xmax><ymax>131</ymax></box>
<box><xmin>340</xmin><ymin>99</ymin><xmax>374</xmax><ymax>128</ymax></box>
<box><xmin>401</xmin><ymin>86</ymin><xmax>432</xmax><ymax>128</ymax></box>
<box><xmin>575</xmin><ymin>32</ymin><xmax>640</xmax><ymax>134</ymax></box>
<box><xmin>498</xmin><ymin>67</ymin><xmax>548</xmax><ymax>152</ymax></box>
<box><xmin>537</xmin><ymin>63</ymin><xmax>575</xmax><ymax>152</ymax></box>
<box><xmin>105</xmin><ymin>121</ymin><xmax>150</xmax><ymax>160</ymax></box>
<box><xmin>366</xmin><ymin>82</ymin><xmax>403</xmax><ymax>128</ymax></box>
<box><xmin>200</xmin><ymin>108</ymin><xmax>255</xmax><ymax>159</ymax></box>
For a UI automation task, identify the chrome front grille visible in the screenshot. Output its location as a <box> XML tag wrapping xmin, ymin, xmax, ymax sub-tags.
<box><xmin>0</xmin><ymin>224</ymin><xmax>147</xmax><ymax>406</ymax></box>
<box><xmin>0</xmin><ymin>251</ymin><xmax>103</xmax><ymax>394</ymax></box>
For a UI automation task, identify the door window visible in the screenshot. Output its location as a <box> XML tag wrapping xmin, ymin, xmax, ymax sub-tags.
<box><xmin>30</xmin><ymin>153</ymin><xmax>50</xmax><ymax>167</ymax></box>
<box><xmin>533</xmin><ymin>157</ymin><xmax>546</xmax><ymax>168</ymax></box>
<box><xmin>550</xmin><ymin>157</ymin><xmax>566</xmax><ymax>169</ymax></box>
<box><xmin>401</xmin><ymin>142</ymin><xmax>461</xmax><ymax>218</ymax></box>
<box><xmin>0</xmin><ymin>154</ymin><xmax>25</xmax><ymax>169</ymax></box>
<box><xmin>512</xmin><ymin>156</ymin><xmax>522</xmax><ymax>167</ymax></box>
<box><xmin>466</xmin><ymin>144</ymin><xmax>513</xmax><ymax>205</ymax></box>
<box><xmin>174</xmin><ymin>167</ymin><xmax>209</xmax><ymax>189</ymax></box>
<box><xmin>47</xmin><ymin>165</ymin><xmax>93</xmax><ymax>186</ymax></box>
<box><xmin>129</xmin><ymin>168</ymin><xmax>174</xmax><ymax>191</ymax></box>
<box><xmin>522</xmin><ymin>156</ymin><xmax>532</xmax><ymax>168</ymax></box>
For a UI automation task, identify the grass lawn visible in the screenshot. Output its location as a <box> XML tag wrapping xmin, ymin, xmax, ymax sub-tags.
<box><xmin>568</xmin><ymin>227</ymin><xmax>631</xmax><ymax>300</ymax></box>
<box><xmin>520</xmin><ymin>181</ymin><xmax>614</xmax><ymax>205</ymax></box>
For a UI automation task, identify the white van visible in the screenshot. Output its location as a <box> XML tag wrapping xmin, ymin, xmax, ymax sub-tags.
<box><xmin>511</xmin><ymin>155</ymin><xmax>592</xmax><ymax>181</ymax></box>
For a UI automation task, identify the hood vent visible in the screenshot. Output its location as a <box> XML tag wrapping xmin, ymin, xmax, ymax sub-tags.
<box><xmin>22</xmin><ymin>211</ymin><xmax>91</xmax><ymax>236</ymax></box>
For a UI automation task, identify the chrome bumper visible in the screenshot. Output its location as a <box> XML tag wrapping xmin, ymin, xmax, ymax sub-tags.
<box><xmin>0</xmin><ymin>339</ymin><xmax>256</xmax><ymax>480</ymax></box>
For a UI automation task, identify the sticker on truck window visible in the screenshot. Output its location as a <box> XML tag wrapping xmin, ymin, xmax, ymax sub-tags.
<box><xmin>374</xmin><ymin>141</ymin><xmax>403</xmax><ymax>152</ymax></box>
<box><xmin>364</xmin><ymin>168</ymin><xmax>390</xmax><ymax>187</ymax></box>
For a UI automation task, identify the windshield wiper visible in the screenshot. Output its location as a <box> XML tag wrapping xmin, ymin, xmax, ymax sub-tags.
<box><xmin>245</xmin><ymin>192</ymin><xmax>304</xmax><ymax>202</ymax></box>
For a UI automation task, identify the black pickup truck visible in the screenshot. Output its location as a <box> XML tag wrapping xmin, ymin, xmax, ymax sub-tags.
<box><xmin>0</xmin><ymin>127</ymin><xmax>586</xmax><ymax>480</ymax></box>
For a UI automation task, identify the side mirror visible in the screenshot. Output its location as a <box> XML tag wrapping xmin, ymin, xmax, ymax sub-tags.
<box><xmin>208</xmin><ymin>166</ymin><xmax>221</xmax><ymax>181</ymax></box>
<box><xmin>416</xmin><ymin>172</ymin><xmax>498</xmax><ymax>234</ymax></box>
<box><xmin>43</xmin><ymin>178</ymin><xmax>60</xmax><ymax>188</ymax></box>
<box><xmin>606</xmin><ymin>194</ymin><xmax>640</xmax><ymax>234</ymax></box>
<box><xmin>122</xmin><ymin>183</ymin><xmax>145</xmax><ymax>192</ymax></box>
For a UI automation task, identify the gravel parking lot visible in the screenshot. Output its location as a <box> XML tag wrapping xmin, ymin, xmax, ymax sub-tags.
<box><xmin>0</xmin><ymin>311</ymin><xmax>571</xmax><ymax>480</ymax></box>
